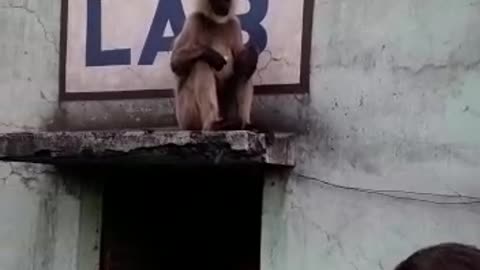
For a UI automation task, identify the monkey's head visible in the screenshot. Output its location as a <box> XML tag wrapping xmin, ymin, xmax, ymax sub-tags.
<box><xmin>198</xmin><ymin>0</ymin><xmax>235</xmax><ymax>23</ymax></box>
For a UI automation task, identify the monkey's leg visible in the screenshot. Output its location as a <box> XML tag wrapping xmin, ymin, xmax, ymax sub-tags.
<box><xmin>175</xmin><ymin>86</ymin><xmax>202</xmax><ymax>130</ymax></box>
<box><xmin>192</xmin><ymin>62</ymin><xmax>222</xmax><ymax>131</ymax></box>
<box><xmin>234</xmin><ymin>79</ymin><xmax>254</xmax><ymax>128</ymax></box>
<box><xmin>213</xmin><ymin>78</ymin><xmax>256</xmax><ymax>131</ymax></box>
<box><xmin>224</xmin><ymin>43</ymin><xmax>258</xmax><ymax>130</ymax></box>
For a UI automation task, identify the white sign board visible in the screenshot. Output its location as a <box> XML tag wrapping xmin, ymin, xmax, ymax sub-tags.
<box><xmin>60</xmin><ymin>0</ymin><xmax>314</xmax><ymax>100</ymax></box>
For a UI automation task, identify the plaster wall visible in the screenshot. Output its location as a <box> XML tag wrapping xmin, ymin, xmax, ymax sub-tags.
<box><xmin>261</xmin><ymin>1</ymin><xmax>480</xmax><ymax>269</ymax></box>
<box><xmin>0</xmin><ymin>0</ymin><xmax>480</xmax><ymax>270</ymax></box>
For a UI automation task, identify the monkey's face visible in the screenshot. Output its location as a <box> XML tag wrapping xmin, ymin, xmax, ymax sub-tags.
<box><xmin>209</xmin><ymin>0</ymin><xmax>232</xmax><ymax>16</ymax></box>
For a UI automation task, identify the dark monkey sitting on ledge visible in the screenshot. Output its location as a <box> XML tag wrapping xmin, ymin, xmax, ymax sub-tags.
<box><xmin>170</xmin><ymin>0</ymin><xmax>259</xmax><ymax>131</ymax></box>
<box><xmin>394</xmin><ymin>243</ymin><xmax>480</xmax><ymax>270</ymax></box>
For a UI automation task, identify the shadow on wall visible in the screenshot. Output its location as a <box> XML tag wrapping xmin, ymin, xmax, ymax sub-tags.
<box><xmin>45</xmin><ymin>99</ymin><xmax>177</xmax><ymax>132</ymax></box>
<box><xmin>45</xmin><ymin>94</ymin><xmax>324</xmax><ymax>134</ymax></box>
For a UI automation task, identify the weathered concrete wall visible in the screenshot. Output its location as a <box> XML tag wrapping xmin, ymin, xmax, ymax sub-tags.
<box><xmin>0</xmin><ymin>1</ymin><xmax>101</xmax><ymax>270</ymax></box>
<box><xmin>1</xmin><ymin>0</ymin><xmax>480</xmax><ymax>270</ymax></box>
<box><xmin>260</xmin><ymin>0</ymin><xmax>480</xmax><ymax>269</ymax></box>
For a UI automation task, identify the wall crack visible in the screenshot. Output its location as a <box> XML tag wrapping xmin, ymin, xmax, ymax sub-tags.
<box><xmin>0</xmin><ymin>3</ymin><xmax>59</xmax><ymax>54</ymax></box>
<box><xmin>256</xmin><ymin>50</ymin><xmax>292</xmax><ymax>83</ymax></box>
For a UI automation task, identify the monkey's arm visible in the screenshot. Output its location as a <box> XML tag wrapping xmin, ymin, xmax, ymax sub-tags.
<box><xmin>231</xmin><ymin>20</ymin><xmax>259</xmax><ymax>80</ymax></box>
<box><xmin>171</xmin><ymin>15</ymin><xmax>227</xmax><ymax>76</ymax></box>
<box><xmin>171</xmin><ymin>45</ymin><xmax>205</xmax><ymax>76</ymax></box>
<box><xmin>172</xmin><ymin>47</ymin><xmax>227</xmax><ymax>76</ymax></box>
<box><xmin>171</xmin><ymin>43</ymin><xmax>226</xmax><ymax>76</ymax></box>
<box><xmin>170</xmin><ymin>17</ymin><xmax>205</xmax><ymax>76</ymax></box>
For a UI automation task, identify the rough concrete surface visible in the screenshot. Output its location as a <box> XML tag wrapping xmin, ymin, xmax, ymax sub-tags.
<box><xmin>0</xmin><ymin>130</ymin><xmax>295</xmax><ymax>166</ymax></box>
<box><xmin>1</xmin><ymin>0</ymin><xmax>480</xmax><ymax>270</ymax></box>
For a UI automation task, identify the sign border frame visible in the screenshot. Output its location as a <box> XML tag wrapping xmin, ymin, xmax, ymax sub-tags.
<box><xmin>59</xmin><ymin>0</ymin><xmax>315</xmax><ymax>101</ymax></box>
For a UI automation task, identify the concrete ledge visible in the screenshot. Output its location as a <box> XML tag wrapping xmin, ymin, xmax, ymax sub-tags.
<box><xmin>0</xmin><ymin>130</ymin><xmax>295</xmax><ymax>167</ymax></box>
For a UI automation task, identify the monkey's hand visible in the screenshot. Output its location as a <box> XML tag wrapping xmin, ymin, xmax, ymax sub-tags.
<box><xmin>201</xmin><ymin>48</ymin><xmax>227</xmax><ymax>71</ymax></box>
<box><xmin>234</xmin><ymin>43</ymin><xmax>259</xmax><ymax>79</ymax></box>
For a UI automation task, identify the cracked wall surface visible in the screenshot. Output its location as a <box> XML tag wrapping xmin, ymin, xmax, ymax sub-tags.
<box><xmin>1</xmin><ymin>0</ymin><xmax>480</xmax><ymax>270</ymax></box>
<box><xmin>0</xmin><ymin>1</ymin><xmax>101</xmax><ymax>270</ymax></box>
<box><xmin>260</xmin><ymin>0</ymin><xmax>480</xmax><ymax>270</ymax></box>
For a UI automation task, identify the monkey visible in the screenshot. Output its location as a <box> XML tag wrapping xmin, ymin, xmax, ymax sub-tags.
<box><xmin>170</xmin><ymin>0</ymin><xmax>259</xmax><ymax>131</ymax></box>
<box><xmin>394</xmin><ymin>243</ymin><xmax>480</xmax><ymax>270</ymax></box>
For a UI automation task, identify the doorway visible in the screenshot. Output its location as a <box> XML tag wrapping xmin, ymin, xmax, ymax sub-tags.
<box><xmin>99</xmin><ymin>166</ymin><xmax>264</xmax><ymax>270</ymax></box>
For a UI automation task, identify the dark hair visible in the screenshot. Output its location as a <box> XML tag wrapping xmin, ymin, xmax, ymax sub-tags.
<box><xmin>394</xmin><ymin>243</ymin><xmax>480</xmax><ymax>270</ymax></box>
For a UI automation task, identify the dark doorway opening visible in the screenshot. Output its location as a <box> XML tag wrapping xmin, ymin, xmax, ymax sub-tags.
<box><xmin>99</xmin><ymin>166</ymin><xmax>264</xmax><ymax>270</ymax></box>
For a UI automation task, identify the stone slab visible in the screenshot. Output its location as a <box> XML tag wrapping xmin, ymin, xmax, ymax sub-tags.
<box><xmin>0</xmin><ymin>130</ymin><xmax>295</xmax><ymax>167</ymax></box>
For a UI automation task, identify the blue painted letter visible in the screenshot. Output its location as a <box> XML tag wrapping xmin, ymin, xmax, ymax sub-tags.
<box><xmin>86</xmin><ymin>0</ymin><xmax>131</xmax><ymax>66</ymax></box>
<box><xmin>138</xmin><ymin>0</ymin><xmax>186</xmax><ymax>65</ymax></box>
<box><xmin>239</xmin><ymin>0</ymin><xmax>269</xmax><ymax>52</ymax></box>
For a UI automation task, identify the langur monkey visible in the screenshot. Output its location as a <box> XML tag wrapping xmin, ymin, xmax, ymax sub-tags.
<box><xmin>394</xmin><ymin>243</ymin><xmax>480</xmax><ymax>270</ymax></box>
<box><xmin>170</xmin><ymin>0</ymin><xmax>259</xmax><ymax>131</ymax></box>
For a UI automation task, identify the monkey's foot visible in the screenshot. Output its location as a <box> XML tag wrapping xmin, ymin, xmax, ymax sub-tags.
<box><xmin>212</xmin><ymin>120</ymin><xmax>273</xmax><ymax>142</ymax></box>
<box><xmin>211</xmin><ymin>119</ymin><xmax>242</xmax><ymax>131</ymax></box>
